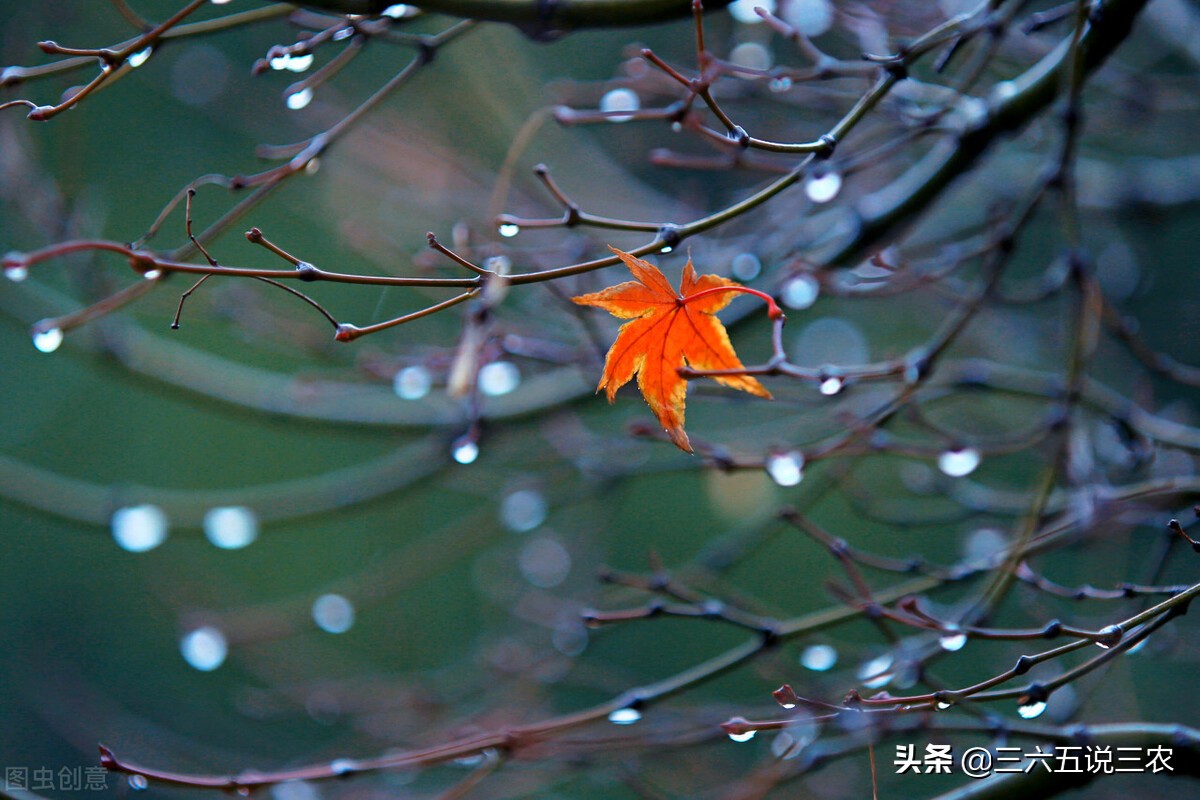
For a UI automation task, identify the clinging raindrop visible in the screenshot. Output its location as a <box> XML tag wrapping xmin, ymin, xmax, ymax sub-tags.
<box><xmin>1017</xmin><ymin>699</ymin><xmax>1047</xmax><ymax>719</ymax></box>
<box><xmin>32</xmin><ymin>326</ymin><xmax>63</xmax><ymax>353</ymax></box>
<box><xmin>766</xmin><ymin>451</ymin><xmax>805</xmax><ymax>487</ymax></box>
<box><xmin>819</xmin><ymin>377</ymin><xmax>843</xmax><ymax>396</ymax></box>
<box><xmin>608</xmin><ymin>708</ymin><xmax>642</xmax><ymax>725</ymax></box>
<box><xmin>805</xmin><ymin>170</ymin><xmax>842</xmax><ymax>203</ymax></box>
<box><xmin>599</xmin><ymin>88</ymin><xmax>639</xmax><ymax>123</ymax></box>
<box><xmin>939</xmin><ymin>628</ymin><xmax>967</xmax><ymax>652</ymax></box>
<box><xmin>286</xmin><ymin>88</ymin><xmax>313</xmax><ymax>110</ymax></box>
<box><xmin>452</xmin><ymin>437</ymin><xmax>479</xmax><ymax>465</ymax></box>
<box><xmin>128</xmin><ymin>47</ymin><xmax>153</xmax><ymax>68</ymax></box>
<box><xmin>938</xmin><ymin>447</ymin><xmax>981</xmax><ymax>477</ymax></box>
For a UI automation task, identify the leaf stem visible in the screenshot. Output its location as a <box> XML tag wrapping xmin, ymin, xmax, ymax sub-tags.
<box><xmin>684</xmin><ymin>285</ymin><xmax>784</xmax><ymax>321</ymax></box>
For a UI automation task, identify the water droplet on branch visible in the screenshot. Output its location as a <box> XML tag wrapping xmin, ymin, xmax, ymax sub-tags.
<box><xmin>286</xmin><ymin>88</ymin><xmax>313</xmax><ymax>110</ymax></box>
<box><xmin>608</xmin><ymin>707</ymin><xmax>641</xmax><ymax>725</ymax></box>
<box><xmin>599</xmin><ymin>88</ymin><xmax>639</xmax><ymax>123</ymax></box>
<box><xmin>284</xmin><ymin>54</ymin><xmax>313</xmax><ymax>73</ymax></box>
<box><xmin>857</xmin><ymin>653</ymin><xmax>894</xmax><ymax>689</ymax></box>
<box><xmin>32</xmin><ymin>326</ymin><xmax>63</xmax><ymax>353</ymax></box>
<box><xmin>452</xmin><ymin>436</ymin><xmax>479</xmax><ymax>465</ymax></box>
<box><xmin>938</xmin><ymin>447</ymin><xmax>981</xmax><ymax>477</ymax></box>
<box><xmin>1094</xmin><ymin>624</ymin><xmax>1123</xmax><ymax>649</ymax></box>
<box><xmin>1017</xmin><ymin>699</ymin><xmax>1047</xmax><ymax>719</ymax></box>
<box><xmin>805</xmin><ymin>170</ymin><xmax>842</xmax><ymax>204</ymax></box>
<box><xmin>939</xmin><ymin>628</ymin><xmax>967</xmax><ymax>652</ymax></box>
<box><xmin>766</xmin><ymin>450</ymin><xmax>805</xmax><ymax>487</ymax></box>
<box><xmin>128</xmin><ymin>47</ymin><xmax>153</xmax><ymax>68</ymax></box>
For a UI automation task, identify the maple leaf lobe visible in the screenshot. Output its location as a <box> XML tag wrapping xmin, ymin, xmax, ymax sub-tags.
<box><xmin>572</xmin><ymin>247</ymin><xmax>770</xmax><ymax>452</ymax></box>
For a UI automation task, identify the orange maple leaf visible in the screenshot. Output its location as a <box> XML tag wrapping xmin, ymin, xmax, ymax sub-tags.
<box><xmin>572</xmin><ymin>247</ymin><xmax>778</xmax><ymax>453</ymax></box>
